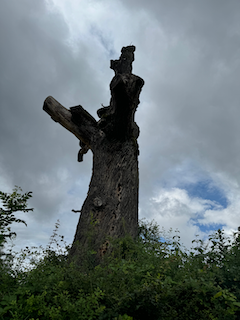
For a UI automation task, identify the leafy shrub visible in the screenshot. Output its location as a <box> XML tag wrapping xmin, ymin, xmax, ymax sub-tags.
<box><xmin>0</xmin><ymin>186</ymin><xmax>33</xmax><ymax>257</ymax></box>
<box><xmin>1</xmin><ymin>189</ymin><xmax>240</xmax><ymax>319</ymax></box>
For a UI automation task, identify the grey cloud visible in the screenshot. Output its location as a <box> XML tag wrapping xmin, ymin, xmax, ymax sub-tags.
<box><xmin>116</xmin><ymin>0</ymin><xmax>240</xmax><ymax>228</ymax></box>
<box><xmin>133</xmin><ymin>1</ymin><xmax>240</xmax><ymax>176</ymax></box>
<box><xmin>2</xmin><ymin>0</ymin><xmax>240</xmax><ymax>249</ymax></box>
<box><xmin>0</xmin><ymin>0</ymin><xmax>104</xmax><ymax>222</ymax></box>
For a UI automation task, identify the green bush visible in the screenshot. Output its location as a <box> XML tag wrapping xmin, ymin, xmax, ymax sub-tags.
<box><xmin>0</xmin><ymin>186</ymin><xmax>33</xmax><ymax>256</ymax></box>
<box><xmin>1</xmin><ymin>188</ymin><xmax>240</xmax><ymax>319</ymax></box>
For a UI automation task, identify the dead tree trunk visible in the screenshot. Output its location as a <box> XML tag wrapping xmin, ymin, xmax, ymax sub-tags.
<box><xmin>43</xmin><ymin>46</ymin><xmax>144</xmax><ymax>265</ymax></box>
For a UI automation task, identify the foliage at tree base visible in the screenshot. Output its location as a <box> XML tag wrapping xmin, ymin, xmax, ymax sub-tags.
<box><xmin>1</xmin><ymin>188</ymin><xmax>240</xmax><ymax>319</ymax></box>
<box><xmin>1</xmin><ymin>220</ymin><xmax>240</xmax><ymax>319</ymax></box>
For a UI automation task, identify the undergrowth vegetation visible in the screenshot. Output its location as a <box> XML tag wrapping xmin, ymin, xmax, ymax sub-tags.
<box><xmin>1</xmin><ymin>188</ymin><xmax>240</xmax><ymax>319</ymax></box>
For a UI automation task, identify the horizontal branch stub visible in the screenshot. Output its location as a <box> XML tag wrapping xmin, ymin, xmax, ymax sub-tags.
<box><xmin>43</xmin><ymin>96</ymin><xmax>98</xmax><ymax>146</ymax></box>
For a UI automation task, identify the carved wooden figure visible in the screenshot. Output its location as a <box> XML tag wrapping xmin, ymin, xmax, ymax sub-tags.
<box><xmin>43</xmin><ymin>46</ymin><xmax>144</xmax><ymax>265</ymax></box>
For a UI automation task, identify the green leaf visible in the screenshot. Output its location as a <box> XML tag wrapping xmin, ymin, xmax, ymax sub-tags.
<box><xmin>233</xmin><ymin>302</ymin><xmax>240</xmax><ymax>307</ymax></box>
<box><xmin>213</xmin><ymin>291</ymin><xmax>222</xmax><ymax>299</ymax></box>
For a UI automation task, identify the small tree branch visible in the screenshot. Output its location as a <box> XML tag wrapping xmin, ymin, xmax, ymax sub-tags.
<box><xmin>43</xmin><ymin>96</ymin><xmax>98</xmax><ymax>146</ymax></box>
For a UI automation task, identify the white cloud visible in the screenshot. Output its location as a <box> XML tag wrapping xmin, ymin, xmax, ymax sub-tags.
<box><xmin>146</xmin><ymin>187</ymin><xmax>220</xmax><ymax>247</ymax></box>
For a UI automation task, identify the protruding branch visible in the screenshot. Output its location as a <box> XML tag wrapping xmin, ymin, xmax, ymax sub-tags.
<box><xmin>72</xmin><ymin>209</ymin><xmax>81</xmax><ymax>213</ymax></box>
<box><xmin>43</xmin><ymin>96</ymin><xmax>98</xmax><ymax>146</ymax></box>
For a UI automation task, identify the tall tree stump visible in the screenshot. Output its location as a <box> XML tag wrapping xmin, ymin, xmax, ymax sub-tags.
<box><xmin>43</xmin><ymin>46</ymin><xmax>144</xmax><ymax>265</ymax></box>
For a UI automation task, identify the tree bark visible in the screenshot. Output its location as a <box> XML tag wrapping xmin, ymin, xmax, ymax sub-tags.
<box><xmin>43</xmin><ymin>46</ymin><xmax>144</xmax><ymax>265</ymax></box>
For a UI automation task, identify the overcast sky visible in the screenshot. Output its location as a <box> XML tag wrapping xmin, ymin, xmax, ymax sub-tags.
<box><xmin>1</xmin><ymin>0</ymin><xmax>240</xmax><ymax>251</ymax></box>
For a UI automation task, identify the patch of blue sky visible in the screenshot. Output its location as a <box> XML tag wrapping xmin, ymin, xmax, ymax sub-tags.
<box><xmin>160</xmin><ymin>160</ymin><xmax>228</xmax><ymax>209</ymax></box>
<box><xmin>181</xmin><ymin>179</ymin><xmax>228</xmax><ymax>233</ymax></box>
<box><xmin>185</xmin><ymin>180</ymin><xmax>228</xmax><ymax>209</ymax></box>
<box><xmin>158</xmin><ymin>160</ymin><xmax>229</xmax><ymax>235</ymax></box>
<box><xmin>190</xmin><ymin>217</ymin><xmax>225</xmax><ymax>234</ymax></box>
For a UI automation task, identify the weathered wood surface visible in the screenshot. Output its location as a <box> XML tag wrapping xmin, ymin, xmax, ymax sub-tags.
<box><xmin>43</xmin><ymin>96</ymin><xmax>98</xmax><ymax>145</ymax></box>
<box><xmin>43</xmin><ymin>46</ymin><xmax>144</xmax><ymax>265</ymax></box>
